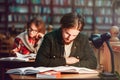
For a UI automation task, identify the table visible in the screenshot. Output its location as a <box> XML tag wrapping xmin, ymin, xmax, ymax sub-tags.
<box><xmin>8</xmin><ymin>73</ymin><xmax>100</xmax><ymax>80</ymax></box>
<box><xmin>0</xmin><ymin>60</ymin><xmax>119</xmax><ymax>80</ymax></box>
<box><xmin>8</xmin><ymin>73</ymin><xmax>118</xmax><ymax>80</ymax></box>
<box><xmin>0</xmin><ymin>60</ymin><xmax>34</xmax><ymax>80</ymax></box>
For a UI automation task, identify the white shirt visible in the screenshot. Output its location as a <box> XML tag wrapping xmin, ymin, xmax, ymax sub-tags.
<box><xmin>64</xmin><ymin>41</ymin><xmax>73</xmax><ymax>58</ymax></box>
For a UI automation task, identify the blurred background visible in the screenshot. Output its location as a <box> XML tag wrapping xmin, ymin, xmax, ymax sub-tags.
<box><xmin>0</xmin><ymin>0</ymin><xmax>120</xmax><ymax>57</ymax></box>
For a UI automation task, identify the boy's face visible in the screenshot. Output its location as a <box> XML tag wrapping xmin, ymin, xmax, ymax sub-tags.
<box><xmin>62</xmin><ymin>28</ymin><xmax>80</xmax><ymax>44</ymax></box>
<box><xmin>62</xmin><ymin>19</ymin><xmax>81</xmax><ymax>44</ymax></box>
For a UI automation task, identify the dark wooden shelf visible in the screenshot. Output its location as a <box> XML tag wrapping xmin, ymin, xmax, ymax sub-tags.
<box><xmin>0</xmin><ymin>0</ymin><xmax>119</xmax><ymax>34</ymax></box>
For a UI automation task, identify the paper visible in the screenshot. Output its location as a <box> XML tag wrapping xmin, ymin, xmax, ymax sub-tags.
<box><xmin>36</xmin><ymin>74</ymin><xmax>56</xmax><ymax>79</ymax></box>
<box><xmin>0</xmin><ymin>57</ymin><xmax>29</xmax><ymax>61</ymax></box>
<box><xmin>6</xmin><ymin>67</ymin><xmax>53</xmax><ymax>75</ymax></box>
<box><xmin>6</xmin><ymin>66</ymin><xmax>99</xmax><ymax>75</ymax></box>
<box><xmin>6</xmin><ymin>67</ymin><xmax>39</xmax><ymax>74</ymax></box>
<box><xmin>52</xmin><ymin>66</ymin><xmax>99</xmax><ymax>74</ymax></box>
<box><xmin>16</xmin><ymin>52</ymin><xmax>36</xmax><ymax>59</ymax></box>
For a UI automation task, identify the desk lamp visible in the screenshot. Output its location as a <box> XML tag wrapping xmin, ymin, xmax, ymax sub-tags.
<box><xmin>90</xmin><ymin>32</ymin><xmax>116</xmax><ymax>77</ymax></box>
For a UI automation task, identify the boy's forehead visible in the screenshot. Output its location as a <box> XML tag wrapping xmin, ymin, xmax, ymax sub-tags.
<box><xmin>65</xmin><ymin>29</ymin><xmax>80</xmax><ymax>35</ymax></box>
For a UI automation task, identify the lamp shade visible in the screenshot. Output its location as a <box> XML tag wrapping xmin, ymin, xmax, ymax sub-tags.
<box><xmin>90</xmin><ymin>32</ymin><xmax>111</xmax><ymax>49</ymax></box>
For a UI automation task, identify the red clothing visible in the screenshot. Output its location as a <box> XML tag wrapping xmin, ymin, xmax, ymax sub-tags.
<box><xmin>13</xmin><ymin>38</ymin><xmax>36</xmax><ymax>55</ymax></box>
<box><xmin>12</xmin><ymin>31</ymin><xmax>42</xmax><ymax>55</ymax></box>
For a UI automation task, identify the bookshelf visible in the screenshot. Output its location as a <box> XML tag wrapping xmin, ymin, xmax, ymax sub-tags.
<box><xmin>73</xmin><ymin>0</ymin><xmax>94</xmax><ymax>35</ymax></box>
<box><xmin>0</xmin><ymin>0</ymin><xmax>8</xmax><ymax>33</ymax></box>
<box><xmin>0</xmin><ymin>0</ymin><xmax>119</xmax><ymax>35</ymax></box>
<box><xmin>113</xmin><ymin>0</ymin><xmax>120</xmax><ymax>27</ymax></box>
<box><xmin>8</xmin><ymin>0</ymin><xmax>31</xmax><ymax>34</ymax></box>
<box><xmin>51</xmin><ymin>0</ymin><xmax>74</xmax><ymax>29</ymax></box>
<box><xmin>4</xmin><ymin>0</ymin><xmax>52</xmax><ymax>35</ymax></box>
<box><xmin>93</xmin><ymin>0</ymin><xmax>113</xmax><ymax>33</ymax></box>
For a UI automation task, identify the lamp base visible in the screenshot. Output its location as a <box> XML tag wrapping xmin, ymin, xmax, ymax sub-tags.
<box><xmin>99</xmin><ymin>72</ymin><xmax>117</xmax><ymax>79</ymax></box>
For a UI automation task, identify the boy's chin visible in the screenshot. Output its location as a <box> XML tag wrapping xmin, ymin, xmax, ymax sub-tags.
<box><xmin>64</xmin><ymin>40</ymin><xmax>73</xmax><ymax>45</ymax></box>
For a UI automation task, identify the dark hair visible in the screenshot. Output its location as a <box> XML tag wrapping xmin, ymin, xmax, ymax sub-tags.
<box><xmin>60</xmin><ymin>12</ymin><xmax>85</xmax><ymax>31</ymax></box>
<box><xmin>27</xmin><ymin>17</ymin><xmax>46</xmax><ymax>34</ymax></box>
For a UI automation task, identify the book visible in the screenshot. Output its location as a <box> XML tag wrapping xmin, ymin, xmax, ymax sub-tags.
<box><xmin>0</xmin><ymin>57</ymin><xmax>29</xmax><ymax>62</ymax></box>
<box><xmin>36</xmin><ymin>74</ymin><xmax>57</xmax><ymax>79</ymax></box>
<box><xmin>6</xmin><ymin>67</ymin><xmax>53</xmax><ymax>75</ymax></box>
<box><xmin>16</xmin><ymin>52</ymin><xmax>36</xmax><ymax>60</ymax></box>
<box><xmin>6</xmin><ymin>66</ymin><xmax>99</xmax><ymax>75</ymax></box>
<box><xmin>0</xmin><ymin>52</ymin><xmax>36</xmax><ymax>61</ymax></box>
<box><xmin>6</xmin><ymin>67</ymin><xmax>39</xmax><ymax>75</ymax></box>
<box><xmin>51</xmin><ymin>66</ymin><xmax>99</xmax><ymax>74</ymax></box>
<box><xmin>36</xmin><ymin>71</ymin><xmax>61</xmax><ymax>79</ymax></box>
<box><xmin>36</xmin><ymin>66</ymin><xmax>99</xmax><ymax>78</ymax></box>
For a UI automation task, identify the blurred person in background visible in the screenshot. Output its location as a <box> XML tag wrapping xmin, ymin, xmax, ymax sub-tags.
<box><xmin>109</xmin><ymin>26</ymin><xmax>120</xmax><ymax>42</ymax></box>
<box><xmin>10</xmin><ymin>17</ymin><xmax>46</xmax><ymax>57</ymax></box>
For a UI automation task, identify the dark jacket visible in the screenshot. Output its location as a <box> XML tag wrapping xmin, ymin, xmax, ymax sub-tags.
<box><xmin>35</xmin><ymin>28</ymin><xmax>97</xmax><ymax>69</ymax></box>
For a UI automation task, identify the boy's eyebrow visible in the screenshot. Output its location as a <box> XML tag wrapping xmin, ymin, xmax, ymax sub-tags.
<box><xmin>65</xmin><ymin>29</ymin><xmax>79</xmax><ymax>36</ymax></box>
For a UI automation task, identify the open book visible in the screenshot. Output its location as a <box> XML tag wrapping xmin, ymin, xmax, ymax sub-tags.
<box><xmin>6</xmin><ymin>67</ymin><xmax>40</xmax><ymax>75</ymax></box>
<box><xmin>6</xmin><ymin>67</ymin><xmax>53</xmax><ymax>75</ymax></box>
<box><xmin>50</xmin><ymin>66</ymin><xmax>99</xmax><ymax>74</ymax></box>
<box><xmin>16</xmin><ymin>52</ymin><xmax>36</xmax><ymax>59</ymax></box>
<box><xmin>0</xmin><ymin>57</ymin><xmax>29</xmax><ymax>61</ymax></box>
<box><xmin>6</xmin><ymin>66</ymin><xmax>99</xmax><ymax>75</ymax></box>
<box><xmin>0</xmin><ymin>52</ymin><xmax>36</xmax><ymax>61</ymax></box>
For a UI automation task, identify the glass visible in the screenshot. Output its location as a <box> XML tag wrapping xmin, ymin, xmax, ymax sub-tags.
<box><xmin>28</xmin><ymin>28</ymin><xmax>38</xmax><ymax>33</ymax></box>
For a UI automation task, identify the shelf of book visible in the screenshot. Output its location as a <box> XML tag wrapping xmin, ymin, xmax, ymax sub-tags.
<box><xmin>0</xmin><ymin>0</ymin><xmax>120</xmax><ymax>35</ymax></box>
<box><xmin>94</xmin><ymin>0</ymin><xmax>113</xmax><ymax>33</ymax></box>
<box><xmin>0</xmin><ymin>0</ymin><xmax>8</xmax><ymax>33</ymax></box>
